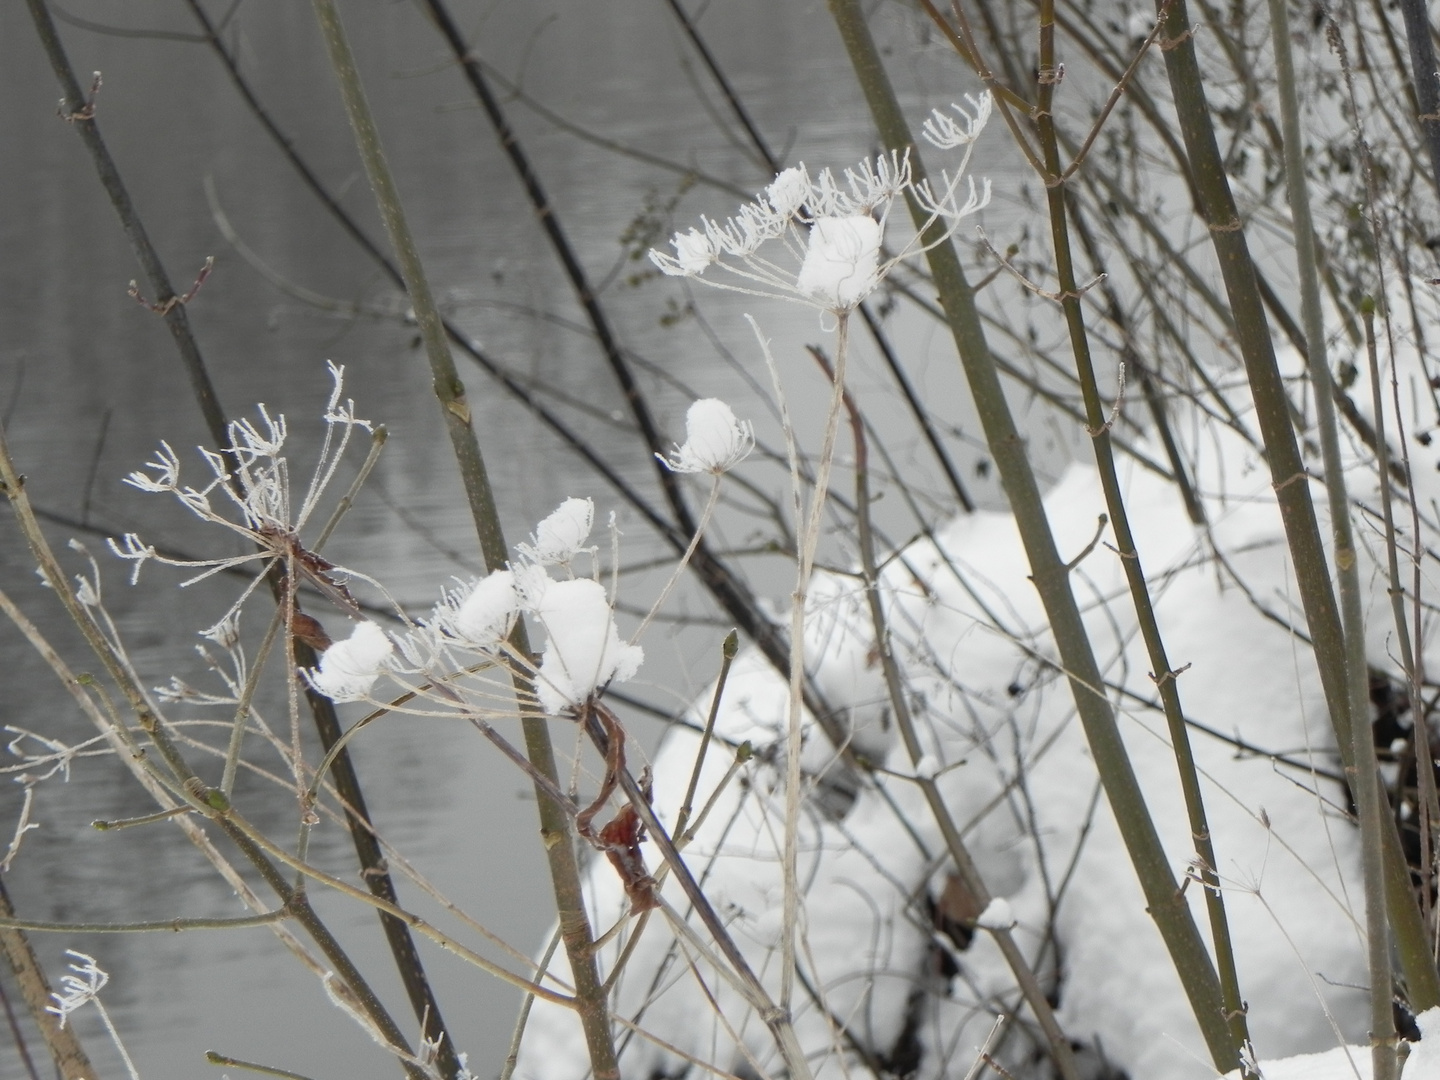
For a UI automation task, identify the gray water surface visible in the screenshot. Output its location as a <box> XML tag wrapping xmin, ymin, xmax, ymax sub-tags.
<box><xmin>0</xmin><ymin>2</ymin><xmax>1029</xmax><ymax>1075</ymax></box>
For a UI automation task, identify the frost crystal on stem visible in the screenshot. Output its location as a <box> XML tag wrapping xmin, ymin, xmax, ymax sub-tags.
<box><xmin>920</xmin><ymin>92</ymin><xmax>994</xmax><ymax>150</ymax></box>
<box><xmin>661</xmin><ymin>398</ymin><xmax>754</xmax><ymax>475</ymax></box>
<box><xmin>48</xmin><ymin>950</ymin><xmax>109</xmax><ymax>1027</ymax></box>
<box><xmin>647</xmin><ymin>100</ymin><xmax>992</xmax><ymax>313</ymax></box>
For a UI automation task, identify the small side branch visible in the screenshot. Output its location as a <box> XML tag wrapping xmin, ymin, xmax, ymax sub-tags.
<box><xmin>128</xmin><ymin>256</ymin><xmax>215</xmax><ymax>316</ymax></box>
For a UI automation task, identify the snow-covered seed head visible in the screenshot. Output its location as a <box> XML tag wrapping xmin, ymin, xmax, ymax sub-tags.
<box><xmin>795</xmin><ymin>215</ymin><xmax>882</xmax><ymax>310</ymax></box>
<box><xmin>531</xmin><ymin>578</ymin><xmax>644</xmax><ymax>714</ymax></box>
<box><xmin>512</xmin><ymin>561</ymin><xmax>553</xmax><ymax>610</ymax></box>
<box><xmin>647</xmin><ymin>116</ymin><xmax>988</xmax><ymax>315</ymax></box>
<box><xmin>310</xmin><ymin>621</ymin><xmax>393</xmax><ymax>702</ymax></box>
<box><xmin>661</xmin><ymin>399</ymin><xmax>755</xmax><ymax>475</ymax></box>
<box><xmin>521</xmin><ymin>497</ymin><xmax>595</xmax><ymax>565</ymax></box>
<box><xmin>765</xmin><ymin>166</ymin><xmax>811</xmax><ymax>217</ymax></box>
<box><xmin>449</xmin><ymin>569</ymin><xmax>520</xmax><ymax>647</ymax></box>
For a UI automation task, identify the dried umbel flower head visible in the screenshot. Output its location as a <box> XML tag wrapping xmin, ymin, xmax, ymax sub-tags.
<box><xmin>107</xmin><ymin>363</ymin><xmax>378</xmax><ymax>637</ymax></box>
<box><xmin>404</xmin><ymin>497</ymin><xmax>642</xmax><ymax>714</ymax></box>
<box><xmin>660</xmin><ymin>398</ymin><xmax>754</xmax><ymax>475</ymax></box>
<box><xmin>648</xmin><ymin>96</ymin><xmax>992</xmax><ymax>313</ymax></box>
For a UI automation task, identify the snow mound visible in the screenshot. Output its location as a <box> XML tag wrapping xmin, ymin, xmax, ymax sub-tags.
<box><xmin>516</xmin><ymin>395</ymin><xmax>1430</xmax><ymax>1078</ymax></box>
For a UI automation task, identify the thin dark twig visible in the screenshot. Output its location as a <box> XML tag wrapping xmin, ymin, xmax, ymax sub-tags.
<box><xmin>1396</xmin><ymin>0</ymin><xmax>1440</xmax><ymax>200</ymax></box>
<box><xmin>49</xmin><ymin>0</ymin><xmax>209</xmax><ymax>42</ymax></box>
<box><xmin>25</xmin><ymin>1</ymin><xmax>226</xmax><ymax>441</ymax></box>
<box><xmin>661</xmin><ymin>0</ymin><xmax>774</xmax><ymax>170</ymax></box>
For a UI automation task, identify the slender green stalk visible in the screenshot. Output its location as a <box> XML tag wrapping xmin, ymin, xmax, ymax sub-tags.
<box><xmin>306</xmin><ymin>4</ymin><xmax>618</xmax><ymax>1076</ymax></box>
<box><xmin>673</xmin><ymin>631</ymin><xmax>740</xmax><ymax>841</ymax></box>
<box><xmin>0</xmin><ymin>912</ymin><xmax>287</xmax><ymax>933</ymax></box>
<box><xmin>1021</xmin><ymin>0</ymin><xmax>1252</xmax><ymax>1065</ymax></box>
<box><xmin>1064</xmin><ymin>199</ymin><xmax>1206</xmax><ymax>523</ymax></box>
<box><xmin>826</xmin><ymin>0</ymin><xmax>1239</xmax><ymax>1068</ymax></box>
<box><xmin>1269</xmin><ymin>6</ymin><xmax>1397</xmax><ymax>1074</ymax></box>
<box><xmin>205</xmin><ymin>1052</ymin><xmax>317</xmax><ymax>1080</ymax></box>
<box><xmin>1373</xmin><ymin>321</ymin><xmax>1440</xmax><ymax>937</ymax></box>
<box><xmin>1155</xmin><ymin>0</ymin><xmax>1438</xmax><ymax>1025</ymax></box>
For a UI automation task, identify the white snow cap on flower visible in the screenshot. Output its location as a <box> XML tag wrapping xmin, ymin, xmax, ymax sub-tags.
<box><xmin>450</xmin><ymin>569</ymin><xmax>519</xmax><ymax>646</ymax></box>
<box><xmin>975</xmin><ymin>897</ymin><xmax>1016</xmax><ymax>931</ymax></box>
<box><xmin>531</xmin><ymin>578</ymin><xmax>643</xmax><ymax>714</ymax></box>
<box><xmin>311</xmin><ymin>621</ymin><xmax>393</xmax><ymax>702</ymax></box>
<box><xmin>795</xmin><ymin>215</ymin><xmax>882</xmax><ymax>309</ymax></box>
<box><xmin>513</xmin><ymin>561</ymin><xmax>553</xmax><ymax>609</ymax></box>
<box><xmin>662</xmin><ymin>398</ymin><xmax>754</xmax><ymax>475</ymax></box>
<box><xmin>765</xmin><ymin>166</ymin><xmax>811</xmax><ymax>217</ymax></box>
<box><xmin>522</xmin><ymin>497</ymin><xmax>594</xmax><ymax>565</ymax></box>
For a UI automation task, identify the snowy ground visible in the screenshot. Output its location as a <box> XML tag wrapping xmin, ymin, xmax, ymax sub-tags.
<box><xmin>510</xmin><ymin>386</ymin><xmax>1439</xmax><ymax>1079</ymax></box>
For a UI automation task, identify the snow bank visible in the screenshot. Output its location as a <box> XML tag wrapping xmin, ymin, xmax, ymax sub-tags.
<box><xmin>515</xmin><ymin>371</ymin><xmax>1434</xmax><ymax>1078</ymax></box>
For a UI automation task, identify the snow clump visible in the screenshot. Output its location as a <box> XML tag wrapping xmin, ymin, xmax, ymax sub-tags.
<box><xmin>309</xmin><ymin>621</ymin><xmax>393</xmax><ymax>702</ymax></box>
<box><xmin>519</xmin><ymin>497</ymin><xmax>594</xmax><ymax>565</ymax></box>
<box><xmin>661</xmin><ymin>398</ymin><xmax>754</xmax><ymax>475</ymax></box>
<box><xmin>447</xmin><ymin>569</ymin><xmax>519</xmax><ymax>648</ymax></box>
<box><xmin>531</xmin><ymin>578</ymin><xmax>643</xmax><ymax>714</ymax></box>
<box><xmin>975</xmin><ymin>897</ymin><xmax>1016</xmax><ymax>932</ymax></box>
<box><xmin>795</xmin><ymin>215</ymin><xmax>882</xmax><ymax>309</ymax></box>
